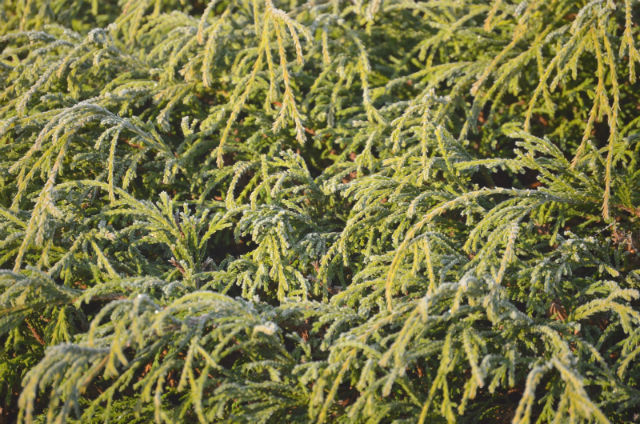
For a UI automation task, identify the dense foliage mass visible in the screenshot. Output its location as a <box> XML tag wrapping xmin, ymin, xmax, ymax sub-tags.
<box><xmin>1</xmin><ymin>0</ymin><xmax>640</xmax><ymax>422</ymax></box>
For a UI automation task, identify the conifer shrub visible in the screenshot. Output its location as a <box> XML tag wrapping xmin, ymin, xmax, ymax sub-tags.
<box><xmin>1</xmin><ymin>0</ymin><xmax>640</xmax><ymax>422</ymax></box>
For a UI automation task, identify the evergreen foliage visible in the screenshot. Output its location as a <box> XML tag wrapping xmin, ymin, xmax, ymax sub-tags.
<box><xmin>1</xmin><ymin>0</ymin><xmax>640</xmax><ymax>422</ymax></box>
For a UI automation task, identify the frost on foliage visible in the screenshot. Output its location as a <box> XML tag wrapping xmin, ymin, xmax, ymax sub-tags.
<box><xmin>1</xmin><ymin>1</ymin><xmax>640</xmax><ymax>423</ymax></box>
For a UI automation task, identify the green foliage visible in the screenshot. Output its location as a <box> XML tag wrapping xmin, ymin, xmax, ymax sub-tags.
<box><xmin>2</xmin><ymin>0</ymin><xmax>640</xmax><ymax>422</ymax></box>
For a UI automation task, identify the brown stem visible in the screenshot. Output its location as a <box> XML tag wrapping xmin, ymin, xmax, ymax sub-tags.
<box><xmin>25</xmin><ymin>318</ymin><xmax>45</xmax><ymax>346</ymax></box>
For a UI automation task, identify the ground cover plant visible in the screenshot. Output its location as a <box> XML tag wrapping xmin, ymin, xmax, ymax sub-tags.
<box><xmin>1</xmin><ymin>0</ymin><xmax>640</xmax><ymax>422</ymax></box>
